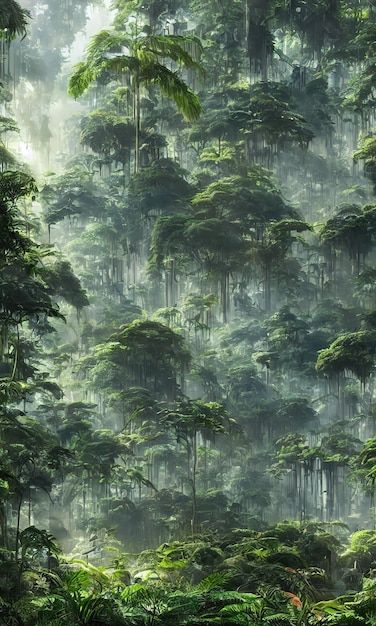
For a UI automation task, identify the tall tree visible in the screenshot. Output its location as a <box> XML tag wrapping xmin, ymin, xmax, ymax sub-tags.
<box><xmin>69</xmin><ymin>30</ymin><xmax>202</xmax><ymax>171</ymax></box>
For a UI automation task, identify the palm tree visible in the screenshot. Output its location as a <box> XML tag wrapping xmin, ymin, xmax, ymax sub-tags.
<box><xmin>0</xmin><ymin>0</ymin><xmax>29</xmax><ymax>81</ymax></box>
<box><xmin>69</xmin><ymin>30</ymin><xmax>203</xmax><ymax>171</ymax></box>
<box><xmin>0</xmin><ymin>0</ymin><xmax>29</xmax><ymax>40</ymax></box>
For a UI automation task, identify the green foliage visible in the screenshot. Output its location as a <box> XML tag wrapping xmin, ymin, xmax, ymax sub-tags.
<box><xmin>0</xmin><ymin>0</ymin><xmax>29</xmax><ymax>40</ymax></box>
<box><xmin>81</xmin><ymin>319</ymin><xmax>191</xmax><ymax>399</ymax></box>
<box><xmin>357</xmin><ymin>436</ymin><xmax>376</xmax><ymax>487</ymax></box>
<box><xmin>40</xmin><ymin>168</ymin><xmax>105</xmax><ymax>225</ymax></box>
<box><xmin>19</xmin><ymin>526</ymin><xmax>61</xmax><ymax>562</ymax></box>
<box><xmin>40</xmin><ymin>261</ymin><xmax>89</xmax><ymax>310</ymax></box>
<box><xmin>128</xmin><ymin>158</ymin><xmax>193</xmax><ymax>219</ymax></box>
<box><xmin>3</xmin><ymin>2</ymin><xmax>376</xmax><ymax>620</ymax></box>
<box><xmin>80</xmin><ymin>110</ymin><xmax>135</xmax><ymax>164</ymax></box>
<box><xmin>354</xmin><ymin>136</ymin><xmax>376</xmax><ymax>193</ymax></box>
<box><xmin>246</xmin><ymin>81</ymin><xmax>314</xmax><ymax>148</ymax></box>
<box><xmin>317</xmin><ymin>330</ymin><xmax>376</xmax><ymax>382</ymax></box>
<box><xmin>321</xmin><ymin>203</ymin><xmax>376</xmax><ymax>269</ymax></box>
<box><xmin>69</xmin><ymin>30</ymin><xmax>202</xmax><ymax>122</ymax></box>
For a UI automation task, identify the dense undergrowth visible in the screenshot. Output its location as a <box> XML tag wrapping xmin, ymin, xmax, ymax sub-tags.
<box><xmin>4</xmin><ymin>521</ymin><xmax>376</xmax><ymax>625</ymax></box>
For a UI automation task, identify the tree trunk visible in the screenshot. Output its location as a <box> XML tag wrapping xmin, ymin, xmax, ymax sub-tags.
<box><xmin>15</xmin><ymin>497</ymin><xmax>22</xmax><ymax>562</ymax></box>
<box><xmin>247</xmin><ymin>0</ymin><xmax>272</xmax><ymax>81</ymax></box>
<box><xmin>134</xmin><ymin>77</ymin><xmax>141</xmax><ymax>173</ymax></box>
<box><xmin>191</xmin><ymin>432</ymin><xmax>198</xmax><ymax>535</ymax></box>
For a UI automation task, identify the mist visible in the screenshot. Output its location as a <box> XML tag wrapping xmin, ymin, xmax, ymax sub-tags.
<box><xmin>1</xmin><ymin>1</ymin><xmax>376</xmax><ymax>624</ymax></box>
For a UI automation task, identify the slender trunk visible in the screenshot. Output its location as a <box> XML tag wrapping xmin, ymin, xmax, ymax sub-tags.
<box><xmin>134</xmin><ymin>76</ymin><xmax>141</xmax><ymax>173</ymax></box>
<box><xmin>247</xmin><ymin>0</ymin><xmax>272</xmax><ymax>81</ymax></box>
<box><xmin>265</xmin><ymin>263</ymin><xmax>271</xmax><ymax>312</ymax></box>
<box><xmin>191</xmin><ymin>432</ymin><xmax>198</xmax><ymax>535</ymax></box>
<box><xmin>28</xmin><ymin>488</ymin><xmax>31</xmax><ymax>526</ymax></box>
<box><xmin>0</xmin><ymin>503</ymin><xmax>8</xmax><ymax>549</ymax></box>
<box><xmin>15</xmin><ymin>497</ymin><xmax>22</xmax><ymax>562</ymax></box>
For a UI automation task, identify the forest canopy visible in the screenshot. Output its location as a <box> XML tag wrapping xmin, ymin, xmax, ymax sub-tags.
<box><xmin>1</xmin><ymin>0</ymin><xmax>376</xmax><ymax>624</ymax></box>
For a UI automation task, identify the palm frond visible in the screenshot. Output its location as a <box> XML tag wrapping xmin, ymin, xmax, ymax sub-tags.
<box><xmin>0</xmin><ymin>144</ymin><xmax>16</xmax><ymax>166</ymax></box>
<box><xmin>136</xmin><ymin>34</ymin><xmax>204</xmax><ymax>72</ymax></box>
<box><xmin>195</xmin><ymin>572</ymin><xmax>232</xmax><ymax>592</ymax></box>
<box><xmin>68</xmin><ymin>61</ymin><xmax>100</xmax><ymax>98</ymax></box>
<box><xmin>100</xmin><ymin>55</ymin><xmax>141</xmax><ymax>76</ymax></box>
<box><xmin>142</xmin><ymin>63</ymin><xmax>201</xmax><ymax>122</ymax></box>
<box><xmin>0</xmin><ymin>0</ymin><xmax>29</xmax><ymax>40</ymax></box>
<box><xmin>86</xmin><ymin>29</ymin><xmax>128</xmax><ymax>64</ymax></box>
<box><xmin>0</xmin><ymin>116</ymin><xmax>19</xmax><ymax>134</ymax></box>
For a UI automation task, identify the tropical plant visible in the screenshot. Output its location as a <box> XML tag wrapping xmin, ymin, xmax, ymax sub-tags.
<box><xmin>69</xmin><ymin>29</ymin><xmax>202</xmax><ymax>171</ymax></box>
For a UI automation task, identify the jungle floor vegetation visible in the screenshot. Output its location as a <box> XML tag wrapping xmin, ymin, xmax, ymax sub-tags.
<box><xmin>2</xmin><ymin>0</ymin><xmax>376</xmax><ymax>624</ymax></box>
